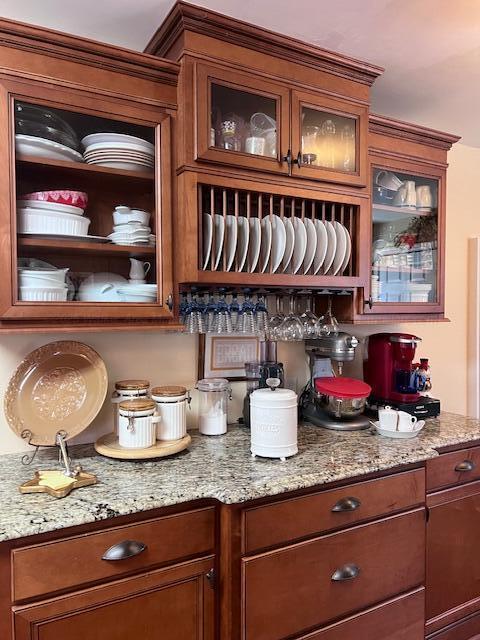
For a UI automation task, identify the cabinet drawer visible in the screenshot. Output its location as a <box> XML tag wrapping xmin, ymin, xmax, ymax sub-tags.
<box><xmin>428</xmin><ymin>610</ymin><xmax>480</xmax><ymax>640</ymax></box>
<box><xmin>297</xmin><ymin>589</ymin><xmax>425</xmax><ymax>640</ymax></box>
<box><xmin>427</xmin><ymin>446</ymin><xmax>480</xmax><ymax>492</ymax></box>
<box><xmin>242</xmin><ymin>509</ymin><xmax>425</xmax><ymax>640</ymax></box>
<box><xmin>12</xmin><ymin>507</ymin><xmax>215</xmax><ymax>602</ymax></box>
<box><xmin>243</xmin><ymin>469</ymin><xmax>424</xmax><ymax>552</ymax></box>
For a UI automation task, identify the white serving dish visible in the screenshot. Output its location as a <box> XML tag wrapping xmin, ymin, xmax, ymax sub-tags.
<box><xmin>18</xmin><ymin>286</ymin><xmax>68</xmax><ymax>302</ymax></box>
<box><xmin>81</xmin><ymin>133</ymin><xmax>155</xmax><ymax>154</ymax></box>
<box><xmin>15</xmin><ymin>135</ymin><xmax>83</xmax><ymax>163</ymax></box>
<box><xmin>18</xmin><ymin>207</ymin><xmax>91</xmax><ymax>236</ymax></box>
<box><xmin>373</xmin><ymin>420</ymin><xmax>425</xmax><ymax>439</ymax></box>
<box><xmin>113</xmin><ymin>206</ymin><xmax>150</xmax><ymax>226</ymax></box>
<box><xmin>117</xmin><ymin>291</ymin><xmax>157</xmax><ymax>303</ymax></box>
<box><xmin>18</xmin><ymin>268</ymin><xmax>68</xmax><ymax>288</ymax></box>
<box><xmin>16</xmin><ymin>200</ymin><xmax>84</xmax><ymax>216</ymax></box>
<box><xmin>78</xmin><ymin>273</ymin><xmax>127</xmax><ymax>302</ymax></box>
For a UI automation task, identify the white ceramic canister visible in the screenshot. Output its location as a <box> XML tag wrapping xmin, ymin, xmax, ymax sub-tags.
<box><xmin>111</xmin><ymin>379</ymin><xmax>150</xmax><ymax>434</ymax></box>
<box><xmin>151</xmin><ymin>385</ymin><xmax>190</xmax><ymax>441</ymax></box>
<box><xmin>250</xmin><ymin>380</ymin><xmax>298</xmax><ymax>460</ymax></box>
<box><xmin>196</xmin><ymin>378</ymin><xmax>231</xmax><ymax>436</ymax></box>
<box><xmin>118</xmin><ymin>398</ymin><xmax>160</xmax><ymax>449</ymax></box>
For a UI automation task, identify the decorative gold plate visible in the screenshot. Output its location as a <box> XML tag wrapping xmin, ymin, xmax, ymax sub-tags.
<box><xmin>95</xmin><ymin>433</ymin><xmax>191</xmax><ymax>460</ymax></box>
<box><xmin>19</xmin><ymin>469</ymin><xmax>97</xmax><ymax>498</ymax></box>
<box><xmin>4</xmin><ymin>341</ymin><xmax>108</xmax><ymax>446</ymax></box>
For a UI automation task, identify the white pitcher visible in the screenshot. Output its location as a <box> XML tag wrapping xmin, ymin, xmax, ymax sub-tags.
<box><xmin>129</xmin><ymin>258</ymin><xmax>151</xmax><ymax>283</ymax></box>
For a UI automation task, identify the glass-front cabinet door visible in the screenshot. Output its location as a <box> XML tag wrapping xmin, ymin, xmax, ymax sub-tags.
<box><xmin>196</xmin><ymin>63</ymin><xmax>290</xmax><ymax>174</ymax></box>
<box><xmin>366</xmin><ymin>163</ymin><xmax>443</xmax><ymax>314</ymax></box>
<box><xmin>0</xmin><ymin>79</ymin><xmax>174</xmax><ymax>322</ymax></box>
<box><xmin>291</xmin><ymin>90</ymin><xmax>368</xmax><ymax>186</ymax></box>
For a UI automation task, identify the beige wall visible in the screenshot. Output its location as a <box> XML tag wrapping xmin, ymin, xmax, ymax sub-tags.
<box><xmin>0</xmin><ymin>143</ymin><xmax>478</xmax><ymax>454</ymax></box>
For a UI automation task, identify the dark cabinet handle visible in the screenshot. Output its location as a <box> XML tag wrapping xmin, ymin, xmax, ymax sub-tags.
<box><xmin>455</xmin><ymin>460</ymin><xmax>475</xmax><ymax>472</ymax></box>
<box><xmin>166</xmin><ymin>293</ymin><xmax>173</xmax><ymax>311</ymax></box>
<box><xmin>294</xmin><ymin>151</ymin><xmax>302</xmax><ymax>168</ymax></box>
<box><xmin>102</xmin><ymin>540</ymin><xmax>147</xmax><ymax>561</ymax></box>
<box><xmin>365</xmin><ymin>296</ymin><xmax>373</xmax><ymax>309</ymax></box>
<box><xmin>331</xmin><ymin>497</ymin><xmax>361</xmax><ymax>512</ymax></box>
<box><xmin>331</xmin><ymin>564</ymin><xmax>360</xmax><ymax>582</ymax></box>
<box><xmin>283</xmin><ymin>149</ymin><xmax>293</xmax><ymax>175</ymax></box>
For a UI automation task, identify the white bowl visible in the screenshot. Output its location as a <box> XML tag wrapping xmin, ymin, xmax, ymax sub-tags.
<box><xmin>374</xmin><ymin>420</ymin><xmax>426</xmax><ymax>439</ymax></box>
<box><xmin>17</xmin><ymin>200</ymin><xmax>84</xmax><ymax>216</ymax></box>
<box><xmin>19</xmin><ymin>268</ymin><xmax>68</xmax><ymax>288</ymax></box>
<box><xmin>112</xmin><ymin>207</ymin><xmax>150</xmax><ymax>226</ymax></box>
<box><xmin>19</xmin><ymin>286</ymin><xmax>68</xmax><ymax>301</ymax></box>
<box><xmin>117</xmin><ymin>291</ymin><xmax>157</xmax><ymax>303</ymax></box>
<box><xmin>18</xmin><ymin>207</ymin><xmax>91</xmax><ymax>236</ymax></box>
<box><xmin>78</xmin><ymin>272</ymin><xmax>127</xmax><ymax>302</ymax></box>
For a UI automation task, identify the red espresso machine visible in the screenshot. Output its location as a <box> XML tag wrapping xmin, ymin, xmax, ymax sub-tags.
<box><xmin>363</xmin><ymin>333</ymin><xmax>440</xmax><ymax>418</ymax></box>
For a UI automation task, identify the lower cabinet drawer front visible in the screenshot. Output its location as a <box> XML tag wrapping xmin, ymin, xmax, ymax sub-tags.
<box><xmin>428</xmin><ymin>611</ymin><xmax>480</xmax><ymax>640</ymax></box>
<box><xmin>243</xmin><ymin>469</ymin><xmax>424</xmax><ymax>552</ymax></box>
<box><xmin>427</xmin><ymin>446</ymin><xmax>480</xmax><ymax>492</ymax></box>
<box><xmin>12</xmin><ymin>507</ymin><xmax>215</xmax><ymax>602</ymax></box>
<box><xmin>242</xmin><ymin>510</ymin><xmax>425</xmax><ymax>640</ymax></box>
<box><xmin>296</xmin><ymin>589</ymin><xmax>425</xmax><ymax>640</ymax></box>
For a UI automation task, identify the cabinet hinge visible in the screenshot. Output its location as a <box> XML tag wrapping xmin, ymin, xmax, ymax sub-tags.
<box><xmin>206</xmin><ymin>568</ymin><xmax>215</xmax><ymax>588</ymax></box>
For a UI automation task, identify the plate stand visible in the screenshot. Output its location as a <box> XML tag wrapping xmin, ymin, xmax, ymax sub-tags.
<box><xmin>19</xmin><ymin>430</ymin><xmax>97</xmax><ymax>499</ymax></box>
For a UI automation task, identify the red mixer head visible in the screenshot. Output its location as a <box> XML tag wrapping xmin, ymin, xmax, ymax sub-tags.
<box><xmin>363</xmin><ymin>333</ymin><xmax>422</xmax><ymax>403</ymax></box>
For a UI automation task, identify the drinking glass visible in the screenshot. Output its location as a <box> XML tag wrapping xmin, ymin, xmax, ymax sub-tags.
<box><xmin>229</xmin><ymin>292</ymin><xmax>240</xmax><ymax>332</ymax></box>
<box><xmin>316</xmin><ymin>296</ymin><xmax>339</xmax><ymax>336</ymax></box>
<box><xmin>254</xmin><ymin>293</ymin><xmax>269</xmax><ymax>335</ymax></box>
<box><xmin>237</xmin><ymin>291</ymin><xmax>256</xmax><ymax>333</ymax></box>
<box><xmin>300</xmin><ymin>296</ymin><xmax>318</xmax><ymax>339</ymax></box>
<box><xmin>278</xmin><ymin>295</ymin><xmax>303</xmax><ymax>341</ymax></box>
<box><xmin>204</xmin><ymin>293</ymin><xmax>218</xmax><ymax>333</ymax></box>
<box><xmin>212</xmin><ymin>289</ymin><xmax>233</xmax><ymax>333</ymax></box>
<box><xmin>268</xmin><ymin>295</ymin><xmax>285</xmax><ymax>341</ymax></box>
<box><xmin>184</xmin><ymin>294</ymin><xmax>205</xmax><ymax>334</ymax></box>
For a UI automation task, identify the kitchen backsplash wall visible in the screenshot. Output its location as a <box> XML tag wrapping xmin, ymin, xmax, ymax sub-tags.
<box><xmin>0</xmin><ymin>143</ymin><xmax>478</xmax><ymax>454</ymax></box>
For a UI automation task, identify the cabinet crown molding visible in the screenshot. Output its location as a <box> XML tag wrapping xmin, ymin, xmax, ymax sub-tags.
<box><xmin>145</xmin><ymin>1</ymin><xmax>384</xmax><ymax>86</ymax></box>
<box><xmin>0</xmin><ymin>17</ymin><xmax>179</xmax><ymax>84</ymax></box>
<box><xmin>369</xmin><ymin>113</ymin><xmax>461</xmax><ymax>150</ymax></box>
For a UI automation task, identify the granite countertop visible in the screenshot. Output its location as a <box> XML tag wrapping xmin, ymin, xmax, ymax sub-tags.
<box><xmin>1</xmin><ymin>411</ymin><xmax>480</xmax><ymax>543</ymax></box>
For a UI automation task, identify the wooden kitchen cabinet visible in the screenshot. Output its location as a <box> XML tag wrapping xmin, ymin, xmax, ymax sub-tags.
<box><xmin>0</xmin><ymin>19</ymin><xmax>179</xmax><ymax>332</ymax></box>
<box><xmin>13</xmin><ymin>556</ymin><xmax>215</xmax><ymax>640</ymax></box>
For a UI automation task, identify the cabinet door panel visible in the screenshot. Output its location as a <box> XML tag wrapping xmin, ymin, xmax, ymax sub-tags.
<box><xmin>14</xmin><ymin>557</ymin><xmax>214</xmax><ymax>640</ymax></box>
<box><xmin>427</xmin><ymin>486</ymin><xmax>480</xmax><ymax>621</ymax></box>
<box><xmin>243</xmin><ymin>510</ymin><xmax>425</xmax><ymax>640</ymax></box>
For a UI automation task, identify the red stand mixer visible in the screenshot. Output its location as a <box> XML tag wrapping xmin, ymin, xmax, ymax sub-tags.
<box><xmin>363</xmin><ymin>333</ymin><xmax>440</xmax><ymax>418</ymax></box>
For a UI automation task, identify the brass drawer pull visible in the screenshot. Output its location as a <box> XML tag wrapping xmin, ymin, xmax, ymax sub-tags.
<box><xmin>331</xmin><ymin>564</ymin><xmax>360</xmax><ymax>582</ymax></box>
<box><xmin>102</xmin><ymin>540</ymin><xmax>147</xmax><ymax>561</ymax></box>
<box><xmin>331</xmin><ymin>497</ymin><xmax>361</xmax><ymax>512</ymax></box>
<box><xmin>455</xmin><ymin>460</ymin><xmax>475</xmax><ymax>472</ymax></box>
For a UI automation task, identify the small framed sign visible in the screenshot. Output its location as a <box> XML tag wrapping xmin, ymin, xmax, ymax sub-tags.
<box><xmin>198</xmin><ymin>334</ymin><xmax>261</xmax><ymax>380</ymax></box>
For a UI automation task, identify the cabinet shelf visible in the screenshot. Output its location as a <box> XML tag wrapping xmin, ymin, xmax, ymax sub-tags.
<box><xmin>372</xmin><ymin>203</ymin><xmax>433</xmax><ymax>223</ymax></box>
<box><xmin>18</xmin><ymin>236</ymin><xmax>156</xmax><ymax>258</ymax></box>
<box><xmin>16</xmin><ymin>156</ymin><xmax>154</xmax><ymax>184</ymax></box>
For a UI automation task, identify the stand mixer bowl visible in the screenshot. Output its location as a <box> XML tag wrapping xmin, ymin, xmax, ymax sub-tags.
<box><xmin>314</xmin><ymin>377</ymin><xmax>371</xmax><ymax>420</ymax></box>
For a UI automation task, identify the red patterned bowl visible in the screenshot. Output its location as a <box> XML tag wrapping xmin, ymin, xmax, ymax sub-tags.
<box><xmin>21</xmin><ymin>190</ymin><xmax>88</xmax><ymax>209</ymax></box>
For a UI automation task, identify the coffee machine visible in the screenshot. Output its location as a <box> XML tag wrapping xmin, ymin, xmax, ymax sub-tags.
<box><xmin>300</xmin><ymin>332</ymin><xmax>372</xmax><ymax>431</ymax></box>
<box><xmin>363</xmin><ymin>333</ymin><xmax>440</xmax><ymax>418</ymax></box>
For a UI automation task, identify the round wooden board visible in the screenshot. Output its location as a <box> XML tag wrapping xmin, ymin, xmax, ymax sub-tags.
<box><xmin>94</xmin><ymin>432</ymin><xmax>191</xmax><ymax>460</ymax></box>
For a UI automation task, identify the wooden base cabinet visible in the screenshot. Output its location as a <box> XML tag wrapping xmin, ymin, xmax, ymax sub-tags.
<box><xmin>14</xmin><ymin>557</ymin><xmax>215</xmax><ymax>640</ymax></box>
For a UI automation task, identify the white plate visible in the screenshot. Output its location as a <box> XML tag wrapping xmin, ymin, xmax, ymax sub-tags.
<box><xmin>202</xmin><ymin>213</ymin><xmax>213</xmax><ymax>270</ymax></box>
<box><xmin>248</xmin><ymin>218</ymin><xmax>261</xmax><ymax>272</ymax></box>
<box><xmin>340</xmin><ymin>224</ymin><xmax>352</xmax><ymax>274</ymax></box>
<box><xmin>84</xmin><ymin>160</ymin><xmax>152</xmax><ymax>172</ymax></box>
<box><xmin>225</xmin><ymin>215</ymin><xmax>238</xmax><ymax>271</ymax></box>
<box><xmin>374</xmin><ymin>421</ymin><xmax>425</xmax><ymax>439</ymax></box>
<box><xmin>313</xmin><ymin>219</ymin><xmax>328</xmax><ymax>275</ymax></box>
<box><xmin>236</xmin><ymin>217</ymin><xmax>249</xmax><ymax>272</ymax></box>
<box><xmin>84</xmin><ymin>154</ymin><xmax>153</xmax><ymax>165</ymax></box>
<box><xmin>330</xmin><ymin>221</ymin><xmax>347</xmax><ymax>276</ymax></box>
<box><xmin>323</xmin><ymin>221</ymin><xmax>337</xmax><ymax>274</ymax></box>
<box><xmin>19</xmin><ymin>232</ymin><xmax>110</xmax><ymax>243</ymax></box>
<box><xmin>270</xmin><ymin>215</ymin><xmax>287</xmax><ymax>273</ymax></box>
<box><xmin>84</xmin><ymin>150</ymin><xmax>154</xmax><ymax>160</ymax></box>
<box><xmin>17</xmin><ymin>200</ymin><xmax>84</xmax><ymax>215</ymax></box>
<box><xmin>81</xmin><ymin>134</ymin><xmax>155</xmax><ymax>154</ymax></box>
<box><xmin>303</xmin><ymin>218</ymin><xmax>317</xmax><ymax>274</ymax></box>
<box><xmin>213</xmin><ymin>214</ymin><xmax>225</xmax><ymax>270</ymax></box>
<box><xmin>282</xmin><ymin>217</ymin><xmax>295</xmax><ymax>273</ymax></box>
<box><xmin>15</xmin><ymin>135</ymin><xmax>83</xmax><ymax>163</ymax></box>
<box><xmin>292</xmin><ymin>217</ymin><xmax>307</xmax><ymax>275</ymax></box>
<box><xmin>84</xmin><ymin>147</ymin><xmax>154</xmax><ymax>158</ymax></box>
<box><xmin>260</xmin><ymin>217</ymin><xmax>272</xmax><ymax>273</ymax></box>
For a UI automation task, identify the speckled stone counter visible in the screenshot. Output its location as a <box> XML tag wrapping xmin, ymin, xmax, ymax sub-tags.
<box><xmin>1</xmin><ymin>411</ymin><xmax>480</xmax><ymax>542</ymax></box>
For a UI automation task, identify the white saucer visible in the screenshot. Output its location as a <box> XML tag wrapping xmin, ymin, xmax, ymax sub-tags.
<box><xmin>270</xmin><ymin>215</ymin><xmax>287</xmax><ymax>273</ymax></box>
<box><xmin>292</xmin><ymin>217</ymin><xmax>307</xmax><ymax>274</ymax></box>
<box><xmin>323</xmin><ymin>221</ymin><xmax>337</xmax><ymax>274</ymax></box>
<box><xmin>202</xmin><ymin>213</ymin><xmax>213</xmax><ymax>269</ymax></box>
<box><xmin>374</xmin><ymin>420</ymin><xmax>425</xmax><ymax>439</ymax></box>
<box><xmin>282</xmin><ymin>217</ymin><xmax>295</xmax><ymax>272</ymax></box>
<box><xmin>248</xmin><ymin>218</ymin><xmax>261</xmax><ymax>272</ymax></box>
<box><xmin>331</xmin><ymin>221</ymin><xmax>347</xmax><ymax>275</ymax></box>
<box><xmin>313</xmin><ymin>219</ymin><xmax>328</xmax><ymax>275</ymax></box>
<box><xmin>225</xmin><ymin>215</ymin><xmax>238</xmax><ymax>271</ymax></box>
<box><xmin>260</xmin><ymin>217</ymin><xmax>272</xmax><ymax>273</ymax></box>
<box><xmin>303</xmin><ymin>217</ymin><xmax>317</xmax><ymax>274</ymax></box>
<box><xmin>213</xmin><ymin>214</ymin><xmax>225</xmax><ymax>270</ymax></box>
<box><xmin>236</xmin><ymin>216</ymin><xmax>250</xmax><ymax>272</ymax></box>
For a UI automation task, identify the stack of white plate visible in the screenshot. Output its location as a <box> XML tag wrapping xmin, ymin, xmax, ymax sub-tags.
<box><xmin>202</xmin><ymin>214</ymin><xmax>352</xmax><ymax>276</ymax></box>
<box><xmin>17</xmin><ymin>199</ymin><xmax>92</xmax><ymax>239</ymax></box>
<box><xmin>82</xmin><ymin>133</ymin><xmax>154</xmax><ymax>173</ymax></box>
<box><xmin>18</xmin><ymin>267</ymin><xmax>69</xmax><ymax>302</ymax></box>
<box><xmin>117</xmin><ymin>283</ymin><xmax>157</xmax><ymax>303</ymax></box>
<box><xmin>108</xmin><ymin>205</ymin><xmax>155</xmax><ymax>246</ymax></box>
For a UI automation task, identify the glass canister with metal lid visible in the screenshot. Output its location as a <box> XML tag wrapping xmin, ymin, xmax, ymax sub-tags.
<box><xmin>151</xmin><ymin>385</ymin><xmax>191</xmax><ymax>441</ymax></box>
<box><xmin>196</xmin><ymin>378</ymin><xmax>232</xmax><ymax>436</ymax></box>
<box><xmin>112</xmin><ymin>379</ymin><xmax>150</xmax><ymax>434</ymax></box>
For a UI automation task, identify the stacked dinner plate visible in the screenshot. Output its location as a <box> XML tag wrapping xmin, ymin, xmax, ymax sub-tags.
<box><xmin>81</xmin><ymin>133</ymin><xmax>154</xmax><ymax>173</ymax></box>
<box><xmin>202</xmin><ymin>214</ymin><xmax>352</xmax><ymax>276</ymax></box>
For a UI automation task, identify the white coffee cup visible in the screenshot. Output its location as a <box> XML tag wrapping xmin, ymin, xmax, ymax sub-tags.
<box><xmin>245</xmin><ymin>136</ymin><xmax>266</xmax><ymax>156</ymax></box>
<box><xmin>378</xmin><ymin>406</ymin><xmax>399</xmax><ymax>431</ymax></box>
<box><xmin>397</xmin><ymin>411</ymin><xmax>418</xmax><ymax>432</ymax></box>
<box><xmin>416</xmin><ymin>185</ymin><xmax>432</xmax><ymax>209</ymax></box>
